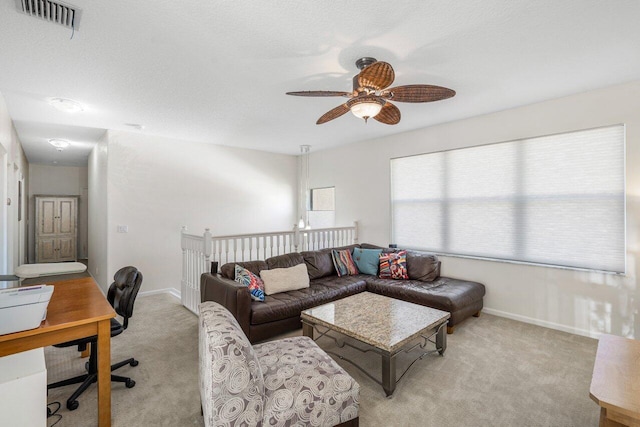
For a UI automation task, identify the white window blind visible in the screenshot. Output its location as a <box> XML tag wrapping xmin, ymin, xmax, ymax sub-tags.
<box><xmin>391</xmin><ymin>125</ymin><xmax>625</xmax><ymax>273</ymax></box>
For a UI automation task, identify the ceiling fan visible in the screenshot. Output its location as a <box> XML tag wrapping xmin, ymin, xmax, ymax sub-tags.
<box><xmin>286</xmin><ymin>57</ymin><xmax>456</xmax><ymax>125</ymax></box>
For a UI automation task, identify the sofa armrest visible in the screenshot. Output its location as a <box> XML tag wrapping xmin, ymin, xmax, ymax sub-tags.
<box><xmin>200</xmin><ymin>273</ymin><xmax>252</xmax><ymax>338</ymax></box>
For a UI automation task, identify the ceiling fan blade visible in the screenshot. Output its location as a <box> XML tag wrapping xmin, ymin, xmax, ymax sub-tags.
<box><xmin>373</xmin><ymin>102</ymin><xmax>401</xmax><ymax>125</ymax></box>
<box><xmin>286</xmin><ymin>91</ymin><xmax>351</xmax><ymax>97</ymax></box>
<box><xmin>357</xmin><ymin>61</ymin><xmax>395</xmax><ymax>91</ymax></box>
<box><xmin>382</xmin><ymin>85</ymin><xmax>456</xmax><ymax>103</ymax></box>
<box><xmin>316</xmin><ymin>104</ymin><xmax>350</xmax><ymax>125</ymax></box>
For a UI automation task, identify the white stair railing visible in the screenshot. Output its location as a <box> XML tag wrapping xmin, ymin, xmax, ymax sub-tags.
<box><xmin>180</xmin><ymin>227</ymin><xmax>212</xmax><ymax>316</ymax></box>
<box><xmin>180</xmin><ymin>221</ymin><xmax>358</xmax><ymax>314</ymax></box>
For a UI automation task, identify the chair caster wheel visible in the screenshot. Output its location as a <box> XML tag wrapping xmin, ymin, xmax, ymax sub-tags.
<box><xmin>125</xmin><ymin>379</ymin><xmax>136</xmax><ymax>388</ymax></box>
<box><xmin>67</xmin><ymin>400</ymin><xmax>79</xmax><ymax>411</ymax></box>
<box><xmin>130</xmin><ymin>360</ymin><xmax>139</xmax><ymax>367</ymax></box>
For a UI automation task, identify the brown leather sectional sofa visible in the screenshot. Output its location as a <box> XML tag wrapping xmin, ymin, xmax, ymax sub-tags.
<box><xmin>200</xmin><ymin>244</ymin><xmax>485</xmax><ymax>343</ymax></box>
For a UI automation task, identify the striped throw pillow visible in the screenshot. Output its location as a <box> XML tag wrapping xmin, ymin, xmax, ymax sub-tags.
<box><xmin>331</xmin><ymin>249</ymin><xmax>359</xmax><ymax>277</ymax></box>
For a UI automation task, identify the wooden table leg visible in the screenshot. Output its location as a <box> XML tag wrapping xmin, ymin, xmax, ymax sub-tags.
<box><xmin>302</xmin><ymin>322</ymin><xmax>314</xmax><ymax>339</ymax></box>
<box><xmin>600</xmin><ymin>407</ymin><xmax>635</xmax><ymax>427</ymax></box>
<box><xmin>97</xmin><ymin>319</ymin><xmax>111</xmax><ymax>427</ymax></box>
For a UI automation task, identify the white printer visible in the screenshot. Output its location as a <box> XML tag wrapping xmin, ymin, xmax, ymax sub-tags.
<box><xmin>0</xmin><ymin>285</ymin><xmax>54</xmax><ymax>335</ymax></box>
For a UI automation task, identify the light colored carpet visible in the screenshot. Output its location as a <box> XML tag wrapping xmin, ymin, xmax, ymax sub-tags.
<box><xmin>45</xmin><ymin>294</ymin><xmax>600</xmax><ymax>426</ymax></box>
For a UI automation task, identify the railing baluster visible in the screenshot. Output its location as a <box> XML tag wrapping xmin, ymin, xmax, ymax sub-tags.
<box><xmin>232</xmin><ymin>238</ymin><xmax>236</xmax><ymax>263</ymax></box>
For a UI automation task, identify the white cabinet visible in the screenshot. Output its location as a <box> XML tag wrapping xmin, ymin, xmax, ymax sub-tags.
<box><xmin>0</xmin><ymin>348</ymin><xmax>47</xmax><ymax>426</ymax></box>
<box><xmin>35</xmin><ymin>196</ymin><xmax>77</xmax><ymax>263</ymax></box>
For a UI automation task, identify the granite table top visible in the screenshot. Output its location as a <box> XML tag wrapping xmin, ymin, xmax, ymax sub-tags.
<box><xmin>301</xmin><ymin>292</ymin><xmax>450</xmax><ymax>353</ymax></box>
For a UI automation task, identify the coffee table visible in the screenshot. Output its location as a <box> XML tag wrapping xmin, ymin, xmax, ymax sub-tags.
<box><xmin>301</xmin><ymin>292</ymin><xmax>450</xmax><ymax>396</ymax></box>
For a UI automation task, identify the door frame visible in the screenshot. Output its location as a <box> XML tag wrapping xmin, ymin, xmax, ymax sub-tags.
<box><xmin>0</xmin><ymin>147</ymin><xmax>7</xmax><ymax>274</ymax></box>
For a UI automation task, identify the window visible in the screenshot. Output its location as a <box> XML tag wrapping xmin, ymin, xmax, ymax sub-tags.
<box><xmin>310</xmin><ymin>187</ymin><xmax>335</xmax><ymax>211</ymax></box>
<box><xmin>391</xmin><ymin>125</ymin><xmax>625</xmax><ymax>273</ymax></box>
<box><xmin>309</xmin><ymin>187</ymin><xmax>335</xmax><ymax>228</ymax></box>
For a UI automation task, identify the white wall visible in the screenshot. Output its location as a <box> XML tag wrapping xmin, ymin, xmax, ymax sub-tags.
<box><xmin>310</xmin><ymin>80</ymin><xmax>640</xmax><ymax>339</ymax></box>
<box><xmin>0</xmin><ymin>91</ymin><xmax>28</xmax><ymax>275</ymax></box>
<box><xmin>91</xmin><ymin>130</ymin><xmax>297</xmax><ymax>293</ymax></box>
<box><xmin>88</xmin><ymin>133</ymin><xmax>109</xmax><ymax>291</ymax></box>
<box><xmin>28</xmin><ymin>164</ymin><xmax>88</xmax><ymax>262</ymax></box>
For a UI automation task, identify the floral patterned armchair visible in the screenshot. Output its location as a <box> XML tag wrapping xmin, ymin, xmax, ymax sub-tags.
<box><xmin>199</xmin><ymin>301</ymin><xmax>360</xmax><ymax>427</ymax></box>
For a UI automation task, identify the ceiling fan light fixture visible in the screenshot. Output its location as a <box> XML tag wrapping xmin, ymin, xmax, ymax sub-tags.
<box><xmin>287</xmin><ymin>58</ymin><xmax>455</xmax><ymax>125</ymax></box>
<box><xmin>348</xmin><ymin>96</ymin><xmax>385</xmax><ymax>121</ymax></box>
<box><xmin>48</xmin><ymin>138</ymin><xmax>70</xmax><ymax>151</ymax></box>
<box><xmin>48</xmin><ymin>98</ymin><xmax>84</xmax><ymax>113</ymax></box>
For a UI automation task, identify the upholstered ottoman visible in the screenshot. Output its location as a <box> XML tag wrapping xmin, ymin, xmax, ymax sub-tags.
<box><xmin>199</xmin><ymin>302</ymin><xmax>360</xmax><ymax>427</ymax></box>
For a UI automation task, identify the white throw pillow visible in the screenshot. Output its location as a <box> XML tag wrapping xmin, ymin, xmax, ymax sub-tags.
<box><xmin>260</xmin><ymin>263</ymin><xmax>310</xmax><ymax>295</ymax></box>
<box><xmin>15</xmin><ymin>262</ymin><xmax>87</xmax><ymax>279</ymax></box>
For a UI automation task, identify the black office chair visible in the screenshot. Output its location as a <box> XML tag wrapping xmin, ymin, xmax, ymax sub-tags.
<box><xmin>48</xmin><ymin>266</ymin><xmax>143</xmax><ymax>410</ymax></box>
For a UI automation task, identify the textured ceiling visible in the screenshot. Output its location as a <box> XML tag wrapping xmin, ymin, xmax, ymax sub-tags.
<box><xmin>1</xmin><ymin>0</ymin><xmax>639</xmax><ymax>165</ymax></box>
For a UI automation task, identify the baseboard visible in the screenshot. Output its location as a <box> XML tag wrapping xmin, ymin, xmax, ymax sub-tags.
<box><xmin>138</xmin><ymin>288</ymin><xmax>181</xmax><ymax>300</ymax></box>
<box><xmin>482</xmin><ymin>307</ymin><xmax>602</xmax><ymax>339</ymax></box>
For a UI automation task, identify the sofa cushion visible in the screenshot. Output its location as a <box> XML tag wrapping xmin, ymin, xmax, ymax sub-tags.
<box><xmin>331</xmin><ymin>249</ymin><xmax>359</xmax><ymax>277</ymax></box>
<box><xmin>221</xmin><ymin>260</ymin><xmax>268</xmax><ymax>280</ymax></box>
<box><xmin>406</xmin><ymin>250</ymin><xmax>440</xmax><ymax>282</ymax></box>
<box><xmin>359</xmin><ymin>243</ymin><xmax>395</xmax><ymax>254</ymax></box>
<box><xmin>301</xmin><ymin>250</ymin><xmax>335</xmax><ymax>280</ymax></box>
<box><xmin>260</xmin><ymin>263</ymin><xmax>310</xmax><ymax>295</ymax></box>
<box><xmin>266</xmin><ymin>253</ymin><xmax>304</xmax><ymax>269</ymax></box>
<box><xmin>301</xmin><ymin>244</ymin><xmax>360</xmax><ymax>280</ymax></box>
<box><xmin>359</xmin><ymin>243</ymin><xmax>384</xmax><ymax>250</ymax></box>
<box><xmin>352</xmin><ymin>247</ymin><xmax>382</xmax><ymax>275</ymax></box>
<box><xmin>379</xmin><ymin>250</ymin><xmax>409</xmax><ymax>280</ymax></box>
<box><xmin>250</xmin><ymin>275</ymin><xmax>367</xmax><ymax>325</ymax></box>
<box><xmin>254</xmin><ymin>336</ymin><xmax>359</xmax><ymax>426</ymax></box>
<box><xmin>329</xmin><ymin>243</ymin><xmax>360</xmax><ymax>253</ymax></box>
<box><xmin>365</xmin><ymin>276</ymin><xmax>485</xmax><ymax>313</ymax></box>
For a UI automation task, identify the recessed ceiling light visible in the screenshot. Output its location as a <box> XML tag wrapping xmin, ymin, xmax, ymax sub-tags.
<box><xmin>48</xmin><ymin>139</ymin><xmax>70</xmax><ymax>151</ymax></box>
<box><xmin>125</xmin><ymin>123</ymin><xmax>145</xmax><ymax>130</ymax></box>
<box><xmin>48</xmin><ymin>98</ymin><xmax>84</xmax><ymax>113</ymax></box>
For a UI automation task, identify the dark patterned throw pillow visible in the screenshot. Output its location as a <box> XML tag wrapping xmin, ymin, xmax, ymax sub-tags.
<box><xmin>234</xmin><ymin>264</ymin><xmax>266</xmax><ymax>301</ymax></box>
<box><xmin>378</xmin><ymin>250</ymin><xmax>409</xmax><ymax>280</ymax></box>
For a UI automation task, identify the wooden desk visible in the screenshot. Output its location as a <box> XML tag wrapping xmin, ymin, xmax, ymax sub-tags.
<box><xmin>0</xmin><ymin>277</ymin><xmax>115</xmax><ymax>427</ymax></box>
<box><xmin>590</xmin><ymin>334</ymin><xmax>640</xmax><ymax>427</ymax></box>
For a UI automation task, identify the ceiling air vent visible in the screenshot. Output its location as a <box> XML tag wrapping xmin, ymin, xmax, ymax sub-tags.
<box><xmin>17</xmin><ymin>0</ymin><xmax>82</xmax><ymax>30</ymax></box>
